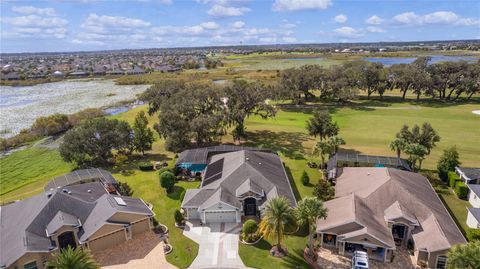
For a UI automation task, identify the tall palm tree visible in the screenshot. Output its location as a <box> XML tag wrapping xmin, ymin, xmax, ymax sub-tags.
<box><xmin>259</xmin><ymin>196</ymin><xmax>297</xmax><ymax>254</ymax></box>
<box><xmin>389</xmin><ymin>138</ymin><xmax>406</xmax><ymax>159</ymax></box>
<box><xmin>312</xmin><ymin>141</ymin><xmax>331</xmax><ymax>169</ymax></box>
<box><xmin>447</xmin><ymin>241</ymin><xmax>480</xmax><ymax>269</ymax></box>
<box><xmin>47</xmin><ymin>246</ymin><xmax>99</xmax><ymax>269</ymax></box>
<box><xmin>295</xmin><ymin>197</ymin><xmax>328</xmax><ymax>256</ymax></box>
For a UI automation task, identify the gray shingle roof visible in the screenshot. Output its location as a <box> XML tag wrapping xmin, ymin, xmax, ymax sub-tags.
<box><xmin>468</xmin><ymin>184</ymin><xmax>480</xmax><ymax>196</ymax></box>
<box><xmin>468</xmin><ymin>208</ymin><xmax>480</xmax><ymax>222</ymax></box>
<box><xmin>182</xmin><ymin>150</ymin><xmax>297</xmax><ymax>211</ymax></box>
<box><xmin>176</xmin><ymin>145</ymin><xmax>272</xmax><ymax>165</ymax></box>
<box><xmin>457</xmin><ymin>167</ymin><xmax>480</xmax><ymax>181</ymax></box>
<box><xmin>0</xmin><ymin>178</ymin><xmax>152</xmax><ymax>268</ymax></box>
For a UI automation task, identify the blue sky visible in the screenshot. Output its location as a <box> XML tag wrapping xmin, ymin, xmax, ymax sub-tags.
<box><xmin>0</xmin><ymin>0</ymin><xmax>479</xmax><ymax>53</ymax></box>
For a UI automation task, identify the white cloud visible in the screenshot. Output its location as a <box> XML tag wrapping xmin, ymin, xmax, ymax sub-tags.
<box><xmin>82</xmin><ymin>13</ymin><xmax>151</xmax><ymax>30</ymax></box>
<box><xmin>366</xmin><ymin>26</ymin><xmax>385</xmax><ymax>33</ymax></box>
<box><xmin>365</xmin><ymin>15</ymin><xmax>383</xmax><ymax>25</ymax></box>
<box><xmin>200</xmin><ymin>21</ymin><xmax>220</xmax><ymax>30</ymax></box>
<box><xmin>232</xmin><ymin>21</ymin><xmax>245</xmax><ymax>28</ymax></box>
<box><xmin>393</xmin><ymin>12</ymin><xmax>420</xmax><ymax>25</ymax></box>
<box><xmin>334</xmin><ymin>26</ymin><xmax>364</xmax><ymax>38</ymax></box>
<box><xmin>12</xmin><ymin>6</ymin><xmax>56</xmax><ymax>16</ymax></box>
<box><xmin>273</xmin><ymin>0</ymin><xmax>332</xmax><ymax>11</ymax></box>
<box><xmin>334</xmin><ymin>14</ymin><xmax>347</xmax><ymax>23</ymax></box>
<box><xmin>259</xmin><ymin>37</ymin><xmax>277</xmax><ymax>43</ymax></box>
<box><xmin>207</xmin><ymin>5</ymin><xmax>250</xmax><ymax>17</ymax></box>
<box><xmin>1</xmin><ymin>15</ymin><xmax>68</xmax><ymax>27</ymax></box>
<box><xmin>392</xmin><ymin>11</ymin><xmax>478</xmax><ymax>26</ymax></box>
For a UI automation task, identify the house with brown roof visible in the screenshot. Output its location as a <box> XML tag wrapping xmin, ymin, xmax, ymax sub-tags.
<box><xmin>316</xmin><ymin>167</ymin><xmax>466</xmax><ymax>269</ymax></box>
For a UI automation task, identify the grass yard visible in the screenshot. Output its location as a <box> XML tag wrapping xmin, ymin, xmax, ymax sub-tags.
<box><xmin>0</xmin><ymin>147</ymin><xmax>74</xmax><ymax>202</ymax></box>
<box><xmin>239</xmin><ymin>234</ymin><xmax>310</xmax><ymax>269</ymax></box>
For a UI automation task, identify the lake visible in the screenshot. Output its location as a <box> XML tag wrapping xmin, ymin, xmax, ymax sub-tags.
<box><xmin>0</xmin><ymin>79</ymin><xmax>150</xmax><ymax>138</ymax></box>
<box><xmin>363</xmin><ymin>55</ymin><xmax>478</xmax><ymax>66</ymax></box>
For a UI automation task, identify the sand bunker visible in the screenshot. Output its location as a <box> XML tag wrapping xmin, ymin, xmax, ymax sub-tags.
<box><xmin>472</xmin><ymin>110</ymin><xmax>480</xmax><ymax>115</ymax></box>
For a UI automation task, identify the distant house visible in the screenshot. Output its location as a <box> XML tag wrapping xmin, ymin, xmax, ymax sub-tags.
<box><xmin>51</xmin><ymin>70</ymin><xmax>64</xmax><ymax>78</ymax></box>
<box><xmin>0</xmin><ymin>72</ymin><xmax>20</xmax><ymax>81</ymax></box>
<box><xmin>155</xmin><ymin>64</ymin><xmax>181</xmax><ymax>73</ymax></box>
<box><xmin>27</xmin><ymin>72</ymin><xmax>47</xmax><ymax>79</ymax></box>
<box><xmin>68</xmin><ymin>70</ymin><xmax>90</xmax><ymax>77</ymax></box>
<box><xmin>455</xmin><ymin>167</ymin><xmax>480</xmax><ymax>184</ymax></box>
<box><xmin>0</xmin><ymin>169</ymin><xmax>154</xmax><ymax>269</ymax></box>
<box><xmin>93</xmin><ymin>67</ymin><xmax>106</xmax><ymax>76</ymax></box>
<box><xmin>316</xmin><ymin>167</ymin><xmax>466</xmax><ymax>268</ymax></box>
<box><xmin>126</xmin><ymin>66</ymin><xmax>145</xmax><ymax>75</ymax></box>
<box><xmin>106</xmin><ymin>68</ymin><xmax>125</xmax><ymax>76</ymax></box>
<box><xmin>181</xmin><ymin>148</ymin><xmax>296</xmax><ymax>224</ymax></box>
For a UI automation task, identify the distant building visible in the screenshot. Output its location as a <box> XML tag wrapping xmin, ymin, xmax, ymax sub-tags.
<box><xmin>68</xmin><ymin>70</ymin><xmax>90</xmax><ymax>77</ymax></box>
<box><xmin>126</xmin><ymin>66</ymin><xmax>145</xmax><ymax>75</ymax></box>
<box><xmin>106</xmin><ymin>68</ymin><xmax>125</xmax><ymax>76</ymax></box>
<box><xmin>0</xmin><ymin>72</ymin><xmax>20</xmax><ymax>81</ymax></box>
<box><xmin>51</xmin><ymin>70</ymin><xmax>65</xmax><ymax>78</ymax></box>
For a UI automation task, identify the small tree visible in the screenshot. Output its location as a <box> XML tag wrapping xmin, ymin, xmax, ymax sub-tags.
<box><xmin>312</xmin><ymin>141</ymin><xmax>332</xmax><ymax>169</ymax></box>
<box><xmin>437</xmin><ymin>146</ymin><xmax>461</xmax><ymax>181</ymax></box>
<box><xmin>300</xmin><ymin>171</ymin><xmax>310</xmax><ymax>186</ymax></box>
<box><xmin>328</xmin><ymin>136</ymin><xmax>345</xmax><ymax>155</ymax></box>
<box><xmin>404</xmin><ymin>143</ymin><xmax>428</xmax><ymax>171</ymax></box>
<box><xmin>313</xmin><ymin>179</ymin><xmax>335</xmax><ymax>201</ymax></box>
<box><xmin>389</xmin><ymin>138</ymin><xmax>406</xmax><ymax>159</ymax></box>
<box><xmin>132</xmin><ymin>111</ymin><xmax>155</xmax><ymax>155</ymax></box>
<box><xmin>447</xmin><ymin>240</ymin><xmax>480</xmax><ymax>269</ymax></box>
<box><xmin>174</xmin><ymin>209</ymin><xmax>184</xmax><ymax>224</ymax></box>
<box><xmin>47</xmin><ymin>246</ymin><xmax>99</xmax><ymax>269</ymax></box>
<box><xmin>160</xmin><ymin>171</ymin><xmax>176</xmax><ymax>193</ymax></box>
<box><xmin>307</xmin><ymin>110</ymin><xmax>339</xmax><ymax>142</ymax></box>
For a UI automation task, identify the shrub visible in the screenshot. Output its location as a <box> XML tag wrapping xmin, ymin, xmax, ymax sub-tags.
<box><xmin>179</xmin><ymin>190</ymin><xmax>186</xmax><ymax>202</ymax></box>
<box><xmin>160</xmin><ymin>171</ymin><xmax>176</xmax><ymax>193</ymax></box>
<box><xmin>243</xmin><ymin>219</ymin><xmax>258</xmax><ymax>235</ymax></box>
<box><xmin>158</xmin><ymin>167</ymin><xmax>174</xmax><ymax>175</ymax></box>
<box><xmin>301</xmin><ymin>171</ymin><xmax>310</xmax><ymax>186</ymax></box>
<box><xmin>449</xmin><ymin>171</ymin><xmax>461</xmax><ymax>188</ymax></box>
<box><xmin>174</xmin><ymin>209</ymin><xmax>184</xmax><ymax>224</ymax></box>
<box><xmin>31</xmin><ymin>114</ymin><xmax>71</xmax><ymax>136</ymax></box>
<box><xmin>117</xmin><ymin>182</ymin><xmax>133</xmax><ymax>196</ymax></box>
<box><xmin>455</xmin><ymin>182</ymin><xmax>469</xmax><ymax>199</ymax></box>
<box><xmin>313</xmin><ymin>179</ymin><xmax>335</xmax><ymax>201</ymax></box>
<box><xmin>139</xmin><ymin>162</ymin><xmax>154</xmax><ymax>171</ymax></box>
<box><xmin>467</xmin><ymin>229</ymin><xmax>480</xmax><ymax>241</ymax></box>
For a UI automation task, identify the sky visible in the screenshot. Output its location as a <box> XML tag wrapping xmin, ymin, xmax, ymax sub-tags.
<box><xmin>0</xmin><ymin>0</ymin><xmax>479</xmax><ymax>53</ymax></box>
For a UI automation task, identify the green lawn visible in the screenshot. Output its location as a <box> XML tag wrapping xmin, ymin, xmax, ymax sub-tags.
<box><xmin>0</xmin><ymin>147</ymin><xmax>74</xmax><ymax>202</ymax></box>
<box><xmin>239</xmin><ymin>235</ymin><xmax>310</xmax><ymax>269</ymax></box>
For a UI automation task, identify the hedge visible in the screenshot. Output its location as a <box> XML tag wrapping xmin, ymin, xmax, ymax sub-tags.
<box><xmin>139</xmin><ymin>162</ymin><xmax>154</xmax><ymax>171</ymax></box>
<box><xmin>448</xmin><ymin>171</ymin><xmax>461</xmax><ymax>188</ymax></box>
<box><xmin>455</xmin><ymin>182</ymin><xmax>469</xmax><ymax>199</ymax></box>
<box><xmin>467</xmin><ymin>228</ymin><xmax>480</xmax><ymax>241</ymax></box>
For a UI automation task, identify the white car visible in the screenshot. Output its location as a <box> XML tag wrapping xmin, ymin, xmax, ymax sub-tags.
<box><xmin>351</xmin><ymin>251</ymin><xmax>369</xmax><ymax>269</ymax></box>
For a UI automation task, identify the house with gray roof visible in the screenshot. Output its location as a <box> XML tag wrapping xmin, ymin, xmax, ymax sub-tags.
<box><xmin>181</xmin><ymin>149</ymin><xmax>296</xmax><ymax>224</ymax></box>
<box><xmin>1</xmin><ymin>174</ymin><xmax>154</xmax><ymax>269</ymax></box>
<box><xmin>316</xmin><ymin>167</ymin><xmax>466</xmax><ymax>269</ymax></box>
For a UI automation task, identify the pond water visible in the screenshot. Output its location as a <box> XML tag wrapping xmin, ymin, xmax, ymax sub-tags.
<box><xmin>286</xmin><ymin>57</ymin><xmax>323</xmax><ymax>61</ymax></box>
<box><xmin>0</xmin><ymin>79</ymin><xmax>149</xmax><ymax>138</ymax></box>
<box><xmin>363</xmin><ymin>55</ymin><xmax>478</xmax><ymax>66</ymax></box>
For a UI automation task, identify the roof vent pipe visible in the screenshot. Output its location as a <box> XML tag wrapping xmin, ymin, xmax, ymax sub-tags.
<box><xmin>246</xmin><ymin>157</ymin><xmax>249</xmax><ymax>161</ymax></box>
<box><xmin>87</xmin><ymin>190</ymin><xmax>92</xmax><ymax>193</ymax></box>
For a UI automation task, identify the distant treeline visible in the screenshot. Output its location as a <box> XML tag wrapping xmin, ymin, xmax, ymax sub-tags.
<box><xmin>277</xmin><ymin>57</ymin><xmax>480</xmax><ymax>103</ymax></box>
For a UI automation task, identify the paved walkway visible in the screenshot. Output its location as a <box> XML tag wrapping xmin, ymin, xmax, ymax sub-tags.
<box><xmin>93</xmin><ymin>231</ymin><xmax>176</xmax><ymax>269</ymax></box>
<box><xmin>184</xmin><ymin>221</ymin><xmax>247</xmax><ymax>269</ymax></box>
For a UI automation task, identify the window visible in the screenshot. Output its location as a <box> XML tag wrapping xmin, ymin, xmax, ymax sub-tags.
<box><xmin>23</xmin><ymin>261</ymin><xmax>38</xmax><ymax>269</ymax></box>
<box><xmin>436</xmin><ymin>255</ymin><xmax>447</xmax><ymax>269</ymax></box>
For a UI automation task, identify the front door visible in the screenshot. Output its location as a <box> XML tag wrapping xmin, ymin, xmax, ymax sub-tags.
<box><xmin>244</xmin><ymin>198</ymin><xmax>257</xmax><ymax>216</ymax></box>
<box><xmin>58</xmin><ymin>231</ymin><xmax>77</xmax><ymax>250</ymax></box>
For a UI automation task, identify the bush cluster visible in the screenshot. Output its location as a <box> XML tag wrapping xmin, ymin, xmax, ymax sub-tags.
<box><xmin>454</xmin><ymin>182</ymin><xmax>469</xmax><ymax>200</ymax></box>
<box><xmin>139</xmin><ymin>162</ymin><xmax>154</xmax><ymax>171</ymax></box>
<box><xmin>448</xmin><ymin>171</ymin><xmax>461</xmax><ymax>188</ymax></box>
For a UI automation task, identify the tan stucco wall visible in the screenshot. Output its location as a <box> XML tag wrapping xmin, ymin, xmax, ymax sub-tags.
<box><xmin>7</xmin><ymin>252</ymin><xmax>51</xmax><ymax>269</ymax></box>
<box><xmin>88</xmin><ymin>229</ymin><xmax>126</xmax><ymax>253</ymax></box>
<box><xmin>131</xmin><ymin>218</ymin><xmax>150</xmax><ymax>236</ymax></box>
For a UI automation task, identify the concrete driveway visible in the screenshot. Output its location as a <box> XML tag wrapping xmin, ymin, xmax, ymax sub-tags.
<box><xmin>184</xmin><ymin>221</ymin><xmax>247</xmax><ymax>269</ymax></box>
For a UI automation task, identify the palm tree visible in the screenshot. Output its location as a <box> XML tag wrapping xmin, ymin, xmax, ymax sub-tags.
<box><xmin>328</xmin><ymin>136</ymin><xmax>346</xmax><ymax>155</ymax></box>
<box><xmin>259</xmin><ymin>196</ymin><xmax>297</xmax><ymax>255</ymax></box>
<box><xmin>389</xmin><ymin>138</ymin><xmax>406</xmax><ymax>159</ymax></box>
<box><xmin>295</xmin><ymin>197</ymin><xmax>328</xmax><ymax>256</ymax></box>
<box><xmin>447</xmin><ymin>241</ymin><xmax>480</xmax><ymax>269</ymax></box>
<box><xmin>312</xmin><ymin>141</ymin><xmax>331</xmax><ymax>169</ymax></box>
<box><xmin>47</xmin><ymin>246</ymin><xmax>100</xmax><ymax>269</ymax></box>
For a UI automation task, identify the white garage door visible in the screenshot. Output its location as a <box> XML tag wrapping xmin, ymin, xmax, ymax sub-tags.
<box><xmin>205</xmin><ymin>211</ymin><xmax>237</xmax><ymax>223</ymax></box>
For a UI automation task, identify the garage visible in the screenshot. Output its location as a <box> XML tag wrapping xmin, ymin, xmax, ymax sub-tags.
<box><xmin>204</xmin><ymin>210</ymin><xmax>237</xmax><ymax>223</ymax></box>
